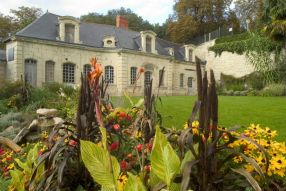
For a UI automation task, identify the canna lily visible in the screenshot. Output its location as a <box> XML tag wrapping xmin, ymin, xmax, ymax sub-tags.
<box><xmin>88</xmin><ymin>57</ymin><xmax>103</xmax><ymax>83</ymax></box>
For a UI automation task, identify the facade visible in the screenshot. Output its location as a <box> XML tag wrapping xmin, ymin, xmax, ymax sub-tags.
<box><xmin>4</xmin><ymin>12</ymin><xmax>201</xmax><ymax>96</ymax></box>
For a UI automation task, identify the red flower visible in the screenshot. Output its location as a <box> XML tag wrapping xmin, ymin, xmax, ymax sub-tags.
<box><xmin>120</xmin><ymin>160</ymin><xmax>128</xmax><ymax>170</ymax></box>
<box><xmin>69</xmin><ymin>140</ymin><xmax>77</xmax><ymax>147</ymax></box>
<box><xmin>109</xmin><ymin>142</ymin><xmax>119</xmax><ymax>152</ymax></box>
<box><xmin>144</xmin><ymin>165</ymin><xmax>151</xmax><ymax>172</ymax></box>
<box><xmin>126</xmin><ymin>115</ymin><xmax>132</xmax><ymax>121</ymax></box>
<box><xmin>136</xmin><ymin>144</ymin><xmax>143</xmax><ymax>152</ymax></box>
<box><xmin>113</xmin><ymin>124</ymin><xmax>120</xmax><ymax>131</ymax></box>
<box><xmin>0</xmin><ymin>147</ymin><xmax>5</xmax><ymax>155</ymax></box>
<box><xmin>118</xmin><ymin>112</ymin><xmax>127</xmax><ymax>118</ymax></box>
<box><xmin>139</xmin><ymin>67</ymin><xmax>145</xmax><ymax>73</ymax></box>
<box><xmin>146</xmin><ymin>143</ymin><xmax>152</xmax><ymax>152</ymax></box>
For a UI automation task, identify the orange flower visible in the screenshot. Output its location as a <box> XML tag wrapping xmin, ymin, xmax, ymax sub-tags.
<box><xmin>88</xmin><ymin>57</ymin><xmax>103</xmax><ymax>82</ymax></box>
<box><xmin>139</xmin><ymin>67</ymin><xmax>145</xmax><ymax>73</ymax></box>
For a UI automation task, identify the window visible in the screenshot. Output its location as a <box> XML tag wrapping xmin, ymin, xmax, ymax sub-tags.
<box><xmin>189</xmin><ymin>49</ymin><xmax>193</xmax><ymax>62</ymax></box>
<box><xmin>130</xmin><ymin>67</ymin><xmax>137</xmax><ymax>85</ymax></box>
<box><xmin>188</xmin><ymin>77</ymin><xmax>193</xmax><ymax>88</ymax></box>
<box><xmin>180</xmin><ymin>73</ymin><xmax>184</xmax><ymax>88</ymax></box>
<box><xmin>65</xmin><ymin>24</ymin><xmax>75</xmax><ymax>43</ymax></box>
<box><xmin>45</xmin><ymin>61</ymin><xmax>55</xmax><ymax>83</ymax></box>
<box><xmin>83</xmin><ymin>64</ymin><xmax>91</xmax><ymax>76</ymax></box>
<box><xmin>24</xmin><ymin>59</ymin><xmax>37</xmax><ymax>86</ymax></box>
<box><xmin>107</xmin><ymin>40</ymin><xmax>113</xmax><ymax>45</ymax></box>
<box><xmin>63</xmin><ymin>63</ymin><xmax>75</xmax><ymax>83</ymax></box>
<box><xmin>105</xmin><ymin>66</ymin><xmax>114</xmax><ymax>84</ymax></box>
<box><xmin>7</xmin><ymin>48</ymin><xmax>14</xmax><ymax>61</ymax></box>
<box><xmin>159</xmin><ymin>69</ymin><xmax>164</xmax><ymax>86</ymax></box>
<box><xmin>146</xmin><ymin>36</ymin><xmax>152</xmax><ymax>53</ymax></box>
<box><xmin>145</xmin><ymin>71</ymin><xmax>152</xmax><ymax>85</ymax></box>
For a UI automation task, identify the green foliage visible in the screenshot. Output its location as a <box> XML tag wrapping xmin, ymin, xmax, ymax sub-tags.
<box><xmin>9</xmin><ymin>143</ymin><xmax>45</xmax><ymax>191</ymax></box>
<box><xmin>220</xmin><ymin>72</ymin><xmax>265</xmax><ymax>92</ymax></box>
<box><xmin>259</xmin><ymin>83</ymin><xmax>286</xmax><ymax>96</ymax></box>
<box><xmin>0</xmin><ymin>81</ymin><xmax>24</xmax><ymax>99</ymax></box>
<box><xmin>80</xmin><ymin>139</ymin><xmax>120</xmax><ymax>190</ymax></box>
<box><xmin>150</xmin><ymin>126</ymin><xmax>181</xmax><ymax>188</ymax></box>
<box><xmin>0</xmin><ymin>112</ymin><xmax>23</xmax><ymax>131</ymax></box>
<box><xmin>0</xmin><ymin>176</ymin><xmax>10</xmax><ymax>191</ymax></box>
<box><xmin>215</xmin><ymin>32</ymin><xmax>251</xmax><ymax>44</ymax></box>
<box><xmin>124</xmin><ymin>172</ymin><xmax>146</xmax><ymax>191</ymax></box>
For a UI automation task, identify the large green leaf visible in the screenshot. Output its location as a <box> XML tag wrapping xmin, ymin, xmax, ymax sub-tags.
<box><xmin>150</xmin><ymin>126</ymin><xmax>181</xmax><ymax>187</ymax></box>
<box><xmin>124</xmin><ymin>172</ymin><xmax>146</xmax><ymax>191</ymax></box>
<box><xmin>80</xmin><ymin>140</ymin><xmax>120</xmax><ymax>189</ymax></box>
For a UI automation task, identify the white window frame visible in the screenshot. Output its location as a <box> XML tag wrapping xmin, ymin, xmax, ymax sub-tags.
<box><xmin>63</xmin><ymin>63</ymin><xmax>75</xmax><ymax>83</ymax></box>
<box><xmin>130</xmin><ymin>67</ymin><xmax>137</xmax><ymax>85</ymax></box>
<box><xmin>105</xmin><ymin>66</ymin><xmax>114</xmax><ymax>84</ymax></box>
<box><xmin>145</xmin><ymin>71</ymin><xmax>152</xmax><ymax>85</ymax></box>
<box><xmin>45</xmin><ymin>61</ymin><xmax>55</xmax><ymax>83</ymax></box>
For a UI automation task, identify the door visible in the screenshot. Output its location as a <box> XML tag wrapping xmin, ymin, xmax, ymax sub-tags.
<box><xmin>25</xmin><ymin>59</ymin><xmax>37</xmax><ymax>86</ymax></box>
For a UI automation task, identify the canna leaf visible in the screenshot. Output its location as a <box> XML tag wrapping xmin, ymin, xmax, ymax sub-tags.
<box><xmin>80</xmin><ymin>140</ymin><xmax>120</xmax><ymax>189</ymax></box>
<box><xmin>124</xmin><ymin>172</ymin><xmax>146</xmax><ymax>191</ymax></box>
<box><xmin>151</xmin><ymin>126</ymin><xmax>181</xmax><ymax>187</ymax></box>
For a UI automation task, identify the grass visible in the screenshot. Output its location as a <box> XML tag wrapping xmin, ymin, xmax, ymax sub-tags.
<box><xmin>112</xmin><ymin>96</ymin><xmax>286</xmax><ymax>141</ymax></box>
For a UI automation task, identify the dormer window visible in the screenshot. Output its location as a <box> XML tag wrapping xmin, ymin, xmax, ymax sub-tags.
<box><xmin>58</xmin><ymin>16</ymin><xmax>80</xmax><ymax>43</ymax></box>
<box><xmin>103</xmin><ymin>36</ymin><xmax>116</xmax><ymax>48</ymax></box>
<box><xmin>65</xmin><ymin>24</ymin><xmax>75</xmax><ymax>43</ymax></box>
<box><xmin>184</xmin><ymin>44</ymin><xmax>195</xmax><ymax>62</ymax></box>
<box><xmin>146</xmin><ymin>36</ymin><xmax>152</xmax><ymax>53</ymax></box>
<box><xmin>140</xmin><ymin>31</ymin><xmax>157</xmax><ymax>54</ymax></box>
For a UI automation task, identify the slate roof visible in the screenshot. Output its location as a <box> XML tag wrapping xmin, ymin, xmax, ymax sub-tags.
<box><xmin>15</xmin><ymin>12</ymin><xmax>186</xmax><ymax>61</ymax></box>
<box><xmin>0</xmin><ymin>50</ymin><xmax>6</xmax><ymax>62</ymax></box>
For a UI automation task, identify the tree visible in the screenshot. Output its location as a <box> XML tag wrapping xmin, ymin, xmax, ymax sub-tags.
<box><xmin>166</xmin><ymin>0</ymin><xmax>232</xmax><ymax>43</ymax></box>
<box><xmin>234</xmin><ymin>0</ymin><xmax>264</xmax><ymax>30</ymax></box>
<box><xmin>10</xmin><ymin>6</ymin><xmax>43</xmax><ymax>31</ymax></box>
<box><xmin>263</xmin><ymin>0</ymin><xmax>286</xmax><ymax>42</ymax></box>
<box><xmin>0</xmin><ymin>14</ymin><xmax>14</xmax><ymax>44</ymax></box>
<box><xmin>80</xmin><ymin>7</ymin><xmax>167</xmax><ymax>36</ymax></box>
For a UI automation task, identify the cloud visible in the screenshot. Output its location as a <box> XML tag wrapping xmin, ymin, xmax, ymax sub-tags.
<box><xmin>0</xmin><ymin>0</ymin><xmax>174</xmax><ymax>24</ymax></box>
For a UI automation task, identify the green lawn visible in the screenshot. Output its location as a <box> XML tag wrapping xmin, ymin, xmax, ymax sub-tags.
<box><xmin>112</xmin><ymin>96</ymin><xmax>286</xmax><ymax>141</ymax></box>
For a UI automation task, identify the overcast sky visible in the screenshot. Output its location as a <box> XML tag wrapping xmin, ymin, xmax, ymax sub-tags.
<box><xmin>0</xmin><ymin>0</ymin><xmax>175</xmax><ymax>24</ymax></box>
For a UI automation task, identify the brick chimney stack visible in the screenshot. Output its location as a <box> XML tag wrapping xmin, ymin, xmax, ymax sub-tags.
<box><xmin>116</xmin><ymin>15</ymin><xmax>128</xmax><ymax>29</ymax></box>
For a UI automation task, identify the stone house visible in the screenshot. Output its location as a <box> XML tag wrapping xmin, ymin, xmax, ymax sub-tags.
<box><xmin>3</xmin><ymin>12</ymin><xmax>201</xmax><ymax>96</ymax></box>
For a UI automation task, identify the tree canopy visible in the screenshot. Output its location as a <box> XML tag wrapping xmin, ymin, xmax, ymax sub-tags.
<box><xmin>80</xmin><ymin>7</ymin><xmax>167</xmax><ymax>39</ymax></box>
<box><xmin>165</xmin><ymin>0</ymin><xmax>237</xmax><ymax>43</ymax></box>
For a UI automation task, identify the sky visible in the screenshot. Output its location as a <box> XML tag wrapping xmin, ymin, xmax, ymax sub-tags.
<box><xmin>0</xmin><ymin>0</ymin><xmax>175</xmax><ymax>24</ymax></box>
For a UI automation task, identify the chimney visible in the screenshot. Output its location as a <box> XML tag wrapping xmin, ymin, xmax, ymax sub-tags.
<box><xmin>116</xmin><ymin>15</ymin><xmax>128</xmax><ymax>29</ymax></box>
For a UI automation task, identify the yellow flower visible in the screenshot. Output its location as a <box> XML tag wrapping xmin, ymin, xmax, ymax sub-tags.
<box><xmin>134</xmin><ymin>131</ymin><xmax>142</xmax><ymax>138</ymax></box>
<box><xmin>192</xmin><ymin>127</ymin><xmax>199</xmax><ymax>135</ymax></box>
<box><xmin>117</xmin><ymin>173</ymin><xmax>128</xmax><ymax>191</ymax></box>
<box><xmin>41</xmin><ymin>131</ymin><xmax>49</xmax><ymax>139</ymax></box>
<box><xmin>233</xmin><ymin>156</ymin><xmax>243</xmax><ymax>163</ymax></box>
<box><xmin>7</xmin><ymin>163</ymin><xmax>14</xmax><ymax>170</ymax></box>
<box><xmin>2</xmin><ymin>158</ymin><xmax>6</xmax><ymax>163</ymax></box>
<box><xmin>192</xmin><ymin>121</ymin><xmax>199</xmax><ymax>128</ymax></box>
<box><xmin>184</xmin><ymin>122</ymin><xmax>188</xmax><ymax>129</ymax></box>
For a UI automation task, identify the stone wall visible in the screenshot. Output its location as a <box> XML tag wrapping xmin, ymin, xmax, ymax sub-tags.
<box><xmin>193</xmin><ymin>40</ymin><xmax>254</xmax><ymax>80</ymax></box>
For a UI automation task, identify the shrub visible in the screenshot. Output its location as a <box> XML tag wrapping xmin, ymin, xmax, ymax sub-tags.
<box><xmin>0</xmin><ymin>112</ymin><xmax>23</xmax><ymax>131</ymax></box>
<box><xmin>259</xmin><ymin>83</ymin><xmax>286</xmax><ymax>96</ymax></box>
<box><xmin>0</xmin><ymin>81</ymin><xmax>23</xmax><ymax>100</ymax></box>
